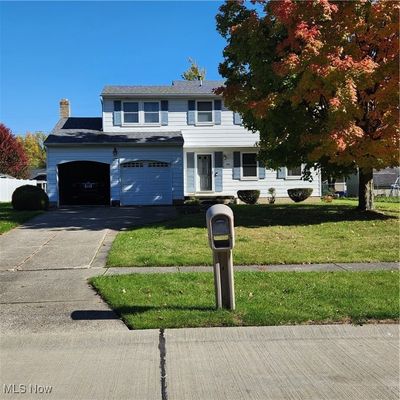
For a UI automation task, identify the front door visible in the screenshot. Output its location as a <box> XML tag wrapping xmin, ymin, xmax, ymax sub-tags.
<box><xmin>197</xmin><ymin>154</ymin><xmax>212</xmax><ymax>191</ymax></box>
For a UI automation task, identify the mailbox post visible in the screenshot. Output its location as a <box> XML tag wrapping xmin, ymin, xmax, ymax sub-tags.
<box><xmin>206</xmin><ymin>204</ymin><xmax>235</xmax><ymax>310</ymax></box>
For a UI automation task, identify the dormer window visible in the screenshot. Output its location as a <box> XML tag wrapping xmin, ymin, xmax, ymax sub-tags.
<box><xmin>144</xmin><ymin>102</ymin><xmax>160</xmax><ymax>123</ymax></box>
<box><xmin>123</xmin><ymin>102</ymin><xmax>139</xmax><ymax>123</ymax></box>
<box><xmin>197</xmin><ymin>101</ymin><xmax>213</xmax><ymax>123</ymax></box>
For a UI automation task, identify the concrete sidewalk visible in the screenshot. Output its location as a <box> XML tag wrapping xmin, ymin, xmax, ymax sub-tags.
<box><xmin>103</xmin><ymin>261</ymin><xmax>399</xmax><ymax>275</ymax></box>
<box><xmin>1</xmin><ymin>324</ymin><xmax>398</xmax><ymax>400</ymax></box>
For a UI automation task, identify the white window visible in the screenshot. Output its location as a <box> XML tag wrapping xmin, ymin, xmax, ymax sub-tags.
<box><xmin>144</xmin><ymin>102</ymin><xmax>160</xmax><ymax>124</ymax></box>
<box><xmin>123</xmin><ymin>102</ymin><xmax>139</xmax><ymax>124</ymax></box>
<box><xmin>197</xmin><ymin>101</ymin><xmax>213</xmax><ymax>123</ymax></box>
<box><xmin>148</xmin><ymin>161</ymin><xmax>169</xmax><ymax>168</ymax></box>
<box><xmin>287</xmin><ymin>166</ymin><xmax>302</xmax><ymax>177</ymax></box>
<box><xmin>242</xmin><ymin>153</ymin><xmax>258</xmax><ymax>178</ymax></box>
<box><xmin>122</xmin><ymin>162</ymin><xmax>144</xmax><ymax>168</ymax></box>
<box><xmin>122</xmin><ymin>101</ymin><xmax>160</xmax><ymax>125</ymax></box>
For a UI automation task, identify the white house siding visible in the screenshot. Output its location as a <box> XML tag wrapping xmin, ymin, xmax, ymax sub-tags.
<box><xmin>102</xmin><ymin>98</ymin><xmax>256</xmax><ymax>147</ymax></box>
<box><xmin>46</xmin><ymin>146</ymin><xmax>183</xmax><ymax>205</ymax></box>
<box><xmin>184</xmin><ymin>148</ymin><xmax>321</xmax><ymax>198</ymax></box>
<box><xmin>102</xmin><ymin>96</ymin><xmax>321</xmax><ymax>199</ymax></box>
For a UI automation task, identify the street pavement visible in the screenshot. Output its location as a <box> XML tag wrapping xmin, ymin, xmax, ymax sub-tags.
<box><xmin>0</xmin><ymin>207</ymin><xmax>398</xmax><ymax>399</ymax></box>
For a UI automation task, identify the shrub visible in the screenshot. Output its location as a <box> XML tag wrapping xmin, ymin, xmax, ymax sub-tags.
<box><xmin>268</xmin><ymin>187</ymin><xmax>276</xmax><ymax>204</ymax></box>
<box><xmin>184</xmin><ymin>197</ymin><xmax>201</xmax><ymax>206</ymax></box>
<box><xmin>287</xmin><ymin>188</ymin><xmax>313</xmax><ymax>203</ymax></box>
<box><xmin>237</xmin><ymin>190</ymin><xmax>260</xmax><ymax>204</ymax></box>
<box><xmin>12</xmin><ymin>185</ymin><xmax>49</xmax><ymax>211</ymax></box>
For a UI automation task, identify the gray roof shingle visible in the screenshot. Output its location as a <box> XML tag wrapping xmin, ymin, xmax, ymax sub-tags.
<box><xmin>45</xmin><ymin>118</ymin><xmax>183</xmax><ymax>146</ymax></box>
<box><xmin>101</xmin><ymin>80</ymin><xmax>225</xmax><ymax>96</ymax></box>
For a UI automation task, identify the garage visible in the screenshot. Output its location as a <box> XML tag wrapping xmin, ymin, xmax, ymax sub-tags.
<box><xmin>58</xmin><ymin>161</ymin><xmax>110</xmax><ymax>206</ymax></box>
<box><xmin>120</xmin><ymin>160</ymin><xmax>172</xmax><ymax>205</ymax></box>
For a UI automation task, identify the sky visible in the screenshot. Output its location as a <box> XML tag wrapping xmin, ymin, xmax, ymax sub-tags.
<box><xmin>0</xmin><ymin>1</ymin><xmax>226</xmax><ymax>135</ymax></box>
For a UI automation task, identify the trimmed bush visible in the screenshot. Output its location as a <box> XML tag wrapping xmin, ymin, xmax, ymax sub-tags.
<box><xmin>287</xmin><ymin>188</ymin><xmax>313</xmax><ymax>203</ymax></box>
<box><xmin>12</xmin><ymin>185</ymin><xmax>49</xmax><ymax>211</ymax></box>
<box><xmin>237</xmin><ymin>190</ymin><xmax>260</xmax><ymax>205</ymax></box>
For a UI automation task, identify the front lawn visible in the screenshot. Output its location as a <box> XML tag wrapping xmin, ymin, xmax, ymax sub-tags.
<box><xmin>107</xmin><ymin>200</ymin><xmax>399</xmax><ymax>267</ymax></box>
<box><xmin>0</xmin><ymin>202</ymin><xmax>42</xmax><ymax>234</ymax></box>
<box><xmin>90</xmin><ymin>270</ymin><xmax>399</xmax><ymax>330</ymax></box>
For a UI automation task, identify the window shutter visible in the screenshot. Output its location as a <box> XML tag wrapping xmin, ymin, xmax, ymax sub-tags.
<box><xmin>186</xmin><ymin>152</ymin><xmax>195</xmax><ymax>193</ymax></box>
<box><xmin>187</xmin><ymin>100</ymin><xmax>196</xmax><ymax>125</ymax></box>
<box><xmin>214</xmin><ymin>152</ymin><xmax>223</xmax><ymax>192</ymax></box>
<box><xmin>161</xmin><ymin>100</ymin><xmax>168</xmax><ymax>126</ymax></box>
<box><xmin>214</xmin><ymin>100</ymin><xmax>222</xmax><ymax>125</ymax></box>
<box><xmin>113</xmin><ymin>100</ymin><xmax>122</xmax><ymax>126</ymax></box>
<box><xmin>258</xmin><ymin>160</ymin><xmax>266</xmax><ymax>179</ymax></box>
<box><xmin>233</xmin><ymin>112</ymin><xmax>242</xmax><ymax>125</ymax></box>
<box><xmin>277</xmin><ymin>167</ymin><xmax>286</xmax><ymax>179</ymax></box>
<box><xmin>233</xmin><ymin>152</ymin><xmax>241</xmax><ymax>180</ymax></box>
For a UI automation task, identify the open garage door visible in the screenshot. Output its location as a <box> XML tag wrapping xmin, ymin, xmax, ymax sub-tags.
<box><xmin>120</xmin><ymin>160</ymin><xmax>172</xmax><ymax>205</ymax></box>
<box><xmin>58</xmin><ymin>161</ymin><xmax>110</xmax><ymax>206</ymax></box>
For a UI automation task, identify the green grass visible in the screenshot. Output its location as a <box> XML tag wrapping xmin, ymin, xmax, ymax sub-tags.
<box><xmin>107</xmin><ymin>200</ymin><xmax>399</xmax><ymax>267</ymax></box>
<box><xmin>90</xmin><ymin>270</ymin><xmax>400</xmax><ymax>330</ymax></box>
<box><xmin>0</xmin><ymin>202</ymin><xmax>43</xmax><ymax>234</ymax></box>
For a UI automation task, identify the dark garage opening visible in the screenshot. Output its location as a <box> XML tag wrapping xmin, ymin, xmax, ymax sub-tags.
<box><xmin>58</xmin><ymin>161</ymin><xmax>110</xmax><ymax>206</ymax></box>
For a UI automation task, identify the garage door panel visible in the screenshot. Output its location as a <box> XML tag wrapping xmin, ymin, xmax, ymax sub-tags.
<box><xmin>121</xmin><ymin>161</ymin><xmax>172</xmax><ymax>206</ymax></box>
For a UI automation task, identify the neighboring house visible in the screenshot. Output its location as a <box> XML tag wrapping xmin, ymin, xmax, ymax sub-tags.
<box><xmin>346</xmin><ymin>167</ymin><xmax>400</xmax><ymax>197</ymax></box>
<box><xmin>45</xmin><ymin>80</ymin><xmax>321</xmax><ymax>206</ymax></box>
<box><xmin>30</xmin><ymin>168</ymin><xmax>47</xmax><ymax>192</ymax></box>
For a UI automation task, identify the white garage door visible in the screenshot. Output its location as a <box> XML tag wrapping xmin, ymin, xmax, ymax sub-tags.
<box><xmin>120</xmin><ymin>160</ymin><xmax>173</xmax><ymax>206</ymax></box>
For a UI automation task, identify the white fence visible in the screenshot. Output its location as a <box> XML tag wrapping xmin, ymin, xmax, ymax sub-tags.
<box><xmin>0</xmin><ymin>178</ymin><xmax>38</xmax><ymax>202</ymax></box>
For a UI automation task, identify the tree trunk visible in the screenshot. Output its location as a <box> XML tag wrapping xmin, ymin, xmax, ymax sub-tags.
<box><xmin>358</xmin><ymin>167</ymin><xmax>374</xmax><ymax>211</ymax></box>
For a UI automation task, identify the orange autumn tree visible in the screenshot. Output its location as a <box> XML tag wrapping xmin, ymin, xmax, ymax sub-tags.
<box><xmin>216</xmin><ymin>0</ymin><xmax>399</xmax><ymax>210</ymax></box>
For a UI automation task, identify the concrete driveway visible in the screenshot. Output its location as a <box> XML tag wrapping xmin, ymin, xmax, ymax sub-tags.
<box><xmin>0</xmin><ymin>206</ymin><xmax>177</xmax><ymax>333</ymax></box>
<box><xmin>0</xmin><ymin>206</ymin><xmax>177</xmax><ymax>271</ymax></box>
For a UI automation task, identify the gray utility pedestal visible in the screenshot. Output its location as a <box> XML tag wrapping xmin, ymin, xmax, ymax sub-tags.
<box><xmin>206</xmin><ymin>204</ymin><xmax>235</xmax><ymax>310</ymax></box>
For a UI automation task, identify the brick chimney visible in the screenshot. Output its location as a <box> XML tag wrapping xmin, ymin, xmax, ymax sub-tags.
<box><xmin>59</xmin><ymin>98</ymin><xmax>70</xmax><ymax>119</ymax></box>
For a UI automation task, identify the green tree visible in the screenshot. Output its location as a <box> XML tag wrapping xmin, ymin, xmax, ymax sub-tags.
<box><xmin>181</xmin><ymin>57</ymin><xmax>206</xmax><ymax>81</ymax></box>
<box><xmin>17</xmin><ymin>132</ymin><xmax>47</xmax><ymax>169</ymax></box>
<box><xmin>216</xmin><ymin>0</ymin><xmax>399</xmax><ymax>210</ymax></box>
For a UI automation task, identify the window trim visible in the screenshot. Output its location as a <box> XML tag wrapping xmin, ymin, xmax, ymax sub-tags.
<box><xmin>143</xmin><ymin>101</ymin><xmax>161</xmax><ymax>124</ymax></box>
<box><xmin>195</xmin><ymin>100</ymin><xmax>214</xmax><ymax>125</ymax></box>
<box><xmin>121</xmin><ymin>100</ymin><xmax>161</xmax><ymax>126</ymax></box>
<box><xmin>286</xmin><ymin>165</ymin><xmax>303</xmax><ymax>179</ymax></box>
<box><xmin>241</xmin><ymin>152</ymin><xmax>258</xmax><ymax>180</ymax></box>
<box><xmin>122</xmin><ymin>101</ymin><xmax>140</xmax><ymax>125</ymax></box>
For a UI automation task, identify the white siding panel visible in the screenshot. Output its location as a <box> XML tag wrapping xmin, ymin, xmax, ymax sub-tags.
<box><xmin>184</xmin><ymin>148</ymin><xmax>321</xmax><ymax>198</ymax></box>
<box><xmin>102</xmin><ymin>97</ymin><xmax>258</xmax><ymax>148</ymax></box>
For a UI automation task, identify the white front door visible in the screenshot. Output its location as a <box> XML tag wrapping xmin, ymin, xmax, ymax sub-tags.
<box><xmin>197</xmin><ymin>154</ymin><xmax>212</xmax><ymax>191</ymax></box>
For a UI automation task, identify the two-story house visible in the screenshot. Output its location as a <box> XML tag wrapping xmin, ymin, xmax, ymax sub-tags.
<box><xmin>45</xmin><ymin>80</ymin><xmax>321</xmax><ymax>206</ymax></box>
